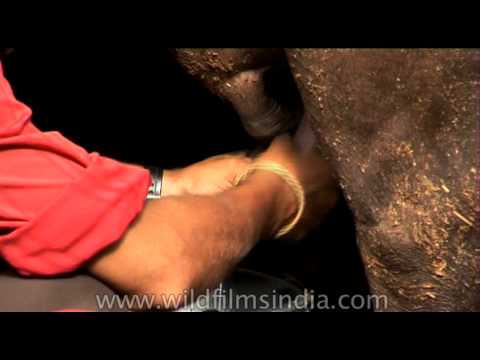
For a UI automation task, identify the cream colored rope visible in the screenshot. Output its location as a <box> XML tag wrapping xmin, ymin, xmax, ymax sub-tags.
<box><xmin>234</xmin><ymin>161</ymin><xmax>305</xmax><ymax>238</ymax></box>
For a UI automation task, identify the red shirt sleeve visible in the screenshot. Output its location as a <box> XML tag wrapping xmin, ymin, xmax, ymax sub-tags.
<box><xmin>0</xmin><ymin>61</ymin><xmax>151</xmax><ymax>276</ymax></box>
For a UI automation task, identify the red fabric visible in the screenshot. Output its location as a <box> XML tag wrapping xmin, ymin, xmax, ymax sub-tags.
<box><xmin>0</xmin><ymin>62</ymin><xmax>151</xmax><ymax>276</ymax></box>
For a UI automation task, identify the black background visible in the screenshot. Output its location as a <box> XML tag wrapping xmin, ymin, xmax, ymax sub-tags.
<box><xmin>1</xmin><ymin>47</ymin><xmax>370</xmax><ymax>311</ymax></box>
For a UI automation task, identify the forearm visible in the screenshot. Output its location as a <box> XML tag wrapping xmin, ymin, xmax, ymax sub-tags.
<box><xmin>87</xmin><ymin>172</ymin><xmax>293</xmax><ymax>308</ymax></box>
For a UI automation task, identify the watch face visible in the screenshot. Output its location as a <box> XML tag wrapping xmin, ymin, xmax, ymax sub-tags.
<box><xmin>147</xmin><ymin>167</ymin><xmax>163</xmax><ymax>200</ymax></box>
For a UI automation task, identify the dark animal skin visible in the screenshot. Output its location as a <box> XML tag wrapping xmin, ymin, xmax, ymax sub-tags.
<box><xmin>173</xmin><ymin>48</ymin><xmax>480</xmax><ymax>312</ymax></box>
<box><xmin>173</xmin><ymin>49</ymin><xmax>303</xmax><ymax>141</ymax></box>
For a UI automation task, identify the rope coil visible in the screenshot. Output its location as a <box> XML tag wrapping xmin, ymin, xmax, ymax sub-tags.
<box><xmin>234</xmin><ymin>161</ymin><xmax>305</xmax><ymax>238</ymax></box>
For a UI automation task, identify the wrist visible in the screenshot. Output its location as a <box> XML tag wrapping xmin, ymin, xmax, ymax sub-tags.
<box><xmin>244</xmin><ymin>171</ymin><xmax>298</xmax><ymax>238</ymax></box>
<box><xmin>162</xmin><ymin>169</ymin><xmax>186</xmax><ymax>197</ymax></box>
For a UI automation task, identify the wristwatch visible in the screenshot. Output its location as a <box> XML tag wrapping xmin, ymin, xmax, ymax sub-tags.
<box><xmin>146</xmin><ymin>166</ymin><xmax>164</xmax><ymax>200</ymax></box>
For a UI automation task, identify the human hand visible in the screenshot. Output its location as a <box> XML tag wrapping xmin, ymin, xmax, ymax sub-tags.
<box><xmin>162</xmin><ymin>153</ymin><xmax>253</xmax><ymax>197</ymax></box>
<box><xmin>252</xmin><ymin>134</ymin><xmax>339</xmax><ymax>239</ymax></box>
